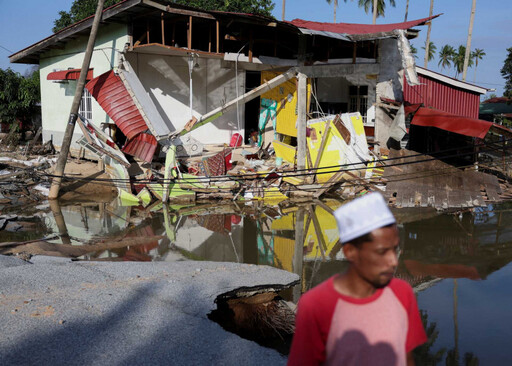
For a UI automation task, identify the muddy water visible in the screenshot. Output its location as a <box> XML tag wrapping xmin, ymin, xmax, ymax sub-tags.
<box><xmin>4</xmin><ymin>199</ymin><xmax>512</xmax><ymax>363</ymax></box>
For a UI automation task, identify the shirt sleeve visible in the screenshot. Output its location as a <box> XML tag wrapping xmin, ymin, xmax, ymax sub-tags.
<box><xmin>404</xmin><ymin>285</ymin><xmax>428</xmax><ymax>353</ymax></box>
<box><xmin>287</xmin><ymin>293</ymin><xmax>326</xmax><ymax>366</ymax></box>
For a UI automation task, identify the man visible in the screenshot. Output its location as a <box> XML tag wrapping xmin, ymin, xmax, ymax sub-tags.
<box><xmin>288</xmin><ymin>193</ymin><xmax>426</xmax><ymax>366</ymax></box>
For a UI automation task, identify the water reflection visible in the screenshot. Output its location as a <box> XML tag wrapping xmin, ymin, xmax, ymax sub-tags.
<box><xmin>7</xmin><ymin>198</ymin><xmax>512</xmax><ymax>363</ymax></box>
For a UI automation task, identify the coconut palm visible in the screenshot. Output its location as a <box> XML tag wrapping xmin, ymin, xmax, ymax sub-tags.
<box><xmin>462</xmin><ymin>0</ymin><xmax>477</xmax><ymax>81</ymax></box>
<box><xmin>453</xmin><ymin>45</ymin><xmax>474</xmax><ymax>78</ymax></box>
<box><xmin>357</xmin><ymin>0</ymin><xmax>396</xmax><ymax>19</ymax></box>
<box><xmin>472</xmin><ymin>48</ymin><xmax>486</xmax><ymax>82</ymax></box>
<box><xmin>410</xmin><ymin>44</ymin><xmax>418</xmax><ymax>59</ymax></box>
<box><xmin>438</xmin><ymin>45</ymin><xmax>455</xmax><ymax>70</ymax></box>
<box><xmin>422</xmin><ymin>41</ymin><xmax>437</xmax><ymax>63</ymax></box>
<box><xmin>326</xmin><ymin>0</ymin><xmax>351</xmax><ymax>23</ymax></box>
<box><xmin>404</xmin><ymin>0</ymin><xmax>409</xmax><ymax>21</ymax></box>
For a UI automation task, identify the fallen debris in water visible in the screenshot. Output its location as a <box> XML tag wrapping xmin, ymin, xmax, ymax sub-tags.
<box><xmin>208</xmin><ymin>283</ymin><xmax>298</xmax><ymax>355</ymax></box>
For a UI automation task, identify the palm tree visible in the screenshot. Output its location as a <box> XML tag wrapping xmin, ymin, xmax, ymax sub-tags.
<box><xmin>410</xmin><ymin>44</ymin><xmax>418</xmax><ymax>59</ymax></box>
<box><xmin>462</xmin><ymin>0</ymin><xmax>477</xmax><ymax>81</ymax></box>
<box><xmin>453</xmin><ymin>45</ymin><xmax>474</xmax><ymax>78</ymax></box>
<box><xmin>422</xmin><ymin>41</ymin><xmax>437</xmax><ymax>63</ymax></box>
<box><xmin>326</xmin><ymin>0</ymin><xmax>351</xmax><ymax>23</ymax></box>
<box><xmin>438</xmin><ymin>45</ymin><xmax>455</xmax><ymax>70</ymax></box>
<box><xmin>357</xmin><ymin>0</ymin><xmax>396</xmax><ymax>20</ymax></box>
<box><xmin>404</xmin><ymin>0</ymin><xmax>409</xmax><ymax>21</ymax></box>
<box><xmin>472</xmin><ymin>48</ymin><xmax>486</xmax><ymax>82</ymax></box>
<box><xmin>423</xmin><ymin>0</ymin><xmax>434</xmax><ymax>68</ymax></box>
<box><xmin>282</xmin><ymin>0</ymin><xmax>285</xmax><ymax>20</ymax></box>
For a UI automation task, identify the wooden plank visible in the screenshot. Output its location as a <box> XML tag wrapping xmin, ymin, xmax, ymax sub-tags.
<box><xmin>142</xmin><ymin>0</ymin><xmax>216</xmax><ymax>19</ymax></box>
<box><xmin>188</xmin><ymin>16</ymin><xmax>192</xmax><ymax>49</ymax></box>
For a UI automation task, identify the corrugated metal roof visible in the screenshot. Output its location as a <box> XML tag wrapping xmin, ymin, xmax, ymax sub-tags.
<box><xmin>411</xmin><ymin>107</ymin><xmax>491</xmax><ymax>139</ymax></box>
<box><xmin>288</xmin><ymin>14</ymin><xmax>440</xmax><ymax>36</ymax></box>
<box><xmin>122</xmin><ymin>133</ymin><xmax>157</xmax><ymax>163</ymax></box>
<box><xmin>86</xmin><ymin>70</ymin><xmax>148</xmax><ymax>140</ymax></box>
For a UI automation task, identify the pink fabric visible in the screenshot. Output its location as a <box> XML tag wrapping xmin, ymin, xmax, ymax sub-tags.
<box><xmin>287</xmin><ymin>277</ymin><xmax>426</xmax><ymax>366</ymax></box>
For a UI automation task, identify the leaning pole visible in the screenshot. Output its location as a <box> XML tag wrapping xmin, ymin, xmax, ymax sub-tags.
<box><xmin>49</xmin><ymin>0</ymin><xmax>105</xmax><ymax>199</ymax></box>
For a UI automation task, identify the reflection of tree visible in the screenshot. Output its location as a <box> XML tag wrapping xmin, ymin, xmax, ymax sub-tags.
<box><xmin>414</xmin><ymin>309</ymin><xmax>446</xmax><ymax>365</ymax></box>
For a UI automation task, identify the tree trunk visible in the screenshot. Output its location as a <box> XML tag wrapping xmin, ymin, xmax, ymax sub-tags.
<box><xmin>334</xmin><ymin>0</ymin><xmax>338</xmax><ymax>23</ymax></box>
<box><xmin>372</xmin><ymin>0</ymin><xmax>378</xmax><ymax>24</ymax></box>
<box><xmin>462</xmin><ymin>0</ymin><xmax>477</xmax><ymax>81</ymax></box>
<box><xmin>282</xmin><ymin>0</ymin><xmax>285</xmax><ymax>21</ymax></box>
<box><xmin>423</xmin><ymin>0</ymin><xmax>434</xmax><ymax>68</ymax></box>
<box><xmin>404</xmin><ymin>0</ymin><xmax>409</xmax><ymax>21</ymax></box>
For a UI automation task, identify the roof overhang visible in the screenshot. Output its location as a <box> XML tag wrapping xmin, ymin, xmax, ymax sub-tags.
<box><xmin>416</xmin><ymin>66</ymin><xmax>489</xmax><ymax>94</ymax></box>
<box><xmin>47</xmin><ymin>68</ymin><xmax>94</xmax><ymax>81</ymax></box>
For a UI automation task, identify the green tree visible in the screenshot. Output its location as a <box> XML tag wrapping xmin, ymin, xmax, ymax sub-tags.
<box><xmin>0</xmin><ymin>68</ymin><xmax>40</xmax><ymax>127</ymax></box>
<box><xmin>422</xmin><ymin>41</ymin><xmax>437</xmax><ymax>63</ymax></box>
<box><xmin>357</xmin><ymin>0</ymin><xmax>396</xmax><ymax>19</ymax></box>
<box><xmin>471</xmin><ymin>48</ymin><xmax>485</xmax><ymax>82</ymax></box>
<box><xmin>410</xmin><ymin>44</ymin><xmax>418</xmax><ymax>59</ymax></box>
<box><xmin>438</xmin><ymin>44</ymin><xmax>455</xmax><ymax>70</ymax></box>
<box><xmin>501</xmin><ymin>47</ymin><xmax>512</xmax><ymax>98</ymax></box>
<box><xmin>54</xmin><ymin>0</ymin><xmax>276</xmax><ymax>32</ymax></box>
<box><xmin>453</xmin><ymin>45</ymin><xmax>474</xmax><ymax>78</ymax></box>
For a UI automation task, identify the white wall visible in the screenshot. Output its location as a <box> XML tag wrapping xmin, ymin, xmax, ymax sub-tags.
<box><xmin>126</xmin><ymin>53</ymin><xmax>245</xmax><ymax>145</ymax></box>
<box><xmin>39</xmin><ymin>23</ymin><xmax>128</xmax><ymax>150</ymax></box>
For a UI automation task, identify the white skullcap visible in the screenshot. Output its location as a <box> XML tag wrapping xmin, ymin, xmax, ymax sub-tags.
<box><xmin>334</xmin><ymin>192</ymin><xmax>396</xmax><ymax>244</ymax></box>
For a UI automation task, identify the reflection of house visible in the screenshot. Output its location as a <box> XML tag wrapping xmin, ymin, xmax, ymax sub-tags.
<box><xmin>10</xmin><ymin>0</ymin><xmax>436</xmax><ymax>159</ymax></box>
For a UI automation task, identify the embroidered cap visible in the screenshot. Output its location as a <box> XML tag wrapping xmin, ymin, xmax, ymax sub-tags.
<box><xmin>334</xmin><ymin>192</ymin><xmax>396</xmax><ymax>244</ymax></box>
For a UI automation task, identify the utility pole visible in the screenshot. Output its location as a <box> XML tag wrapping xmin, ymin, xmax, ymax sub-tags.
<box><xmin>372</xmin><ymin>0</ymin><xmax>378</xmax><ymax>24</ymax></box>
<box><xmin>462</xmin><ymin>0</ymin><xmax>477</xmax><ymax>81</ymax></box>
<box><xmin>423</xmin><ymin>0</ymin><xmax>434</xmax><ymax>68</ymax></box>
<box><xmin>49</xmin><ymin>0</ymin><xmax>105</xmax><ymax>199</ymax></box>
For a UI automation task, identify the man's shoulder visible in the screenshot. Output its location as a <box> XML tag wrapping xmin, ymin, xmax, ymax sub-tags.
<box><xmin>299</xmin><ymin>277</ymin><xmax>336</xmax><ymax>307</ymax></box>
<box><xmin>388</xmin><ymin>278</ymin><xmax>415</xmax><ymax>307</ymax></box>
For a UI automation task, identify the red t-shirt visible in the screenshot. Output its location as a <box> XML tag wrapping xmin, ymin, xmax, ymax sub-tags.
<box><xmin>288</xmin><ymin>277</ymin><xmax>427</xmax><ymax>366</ymax></box>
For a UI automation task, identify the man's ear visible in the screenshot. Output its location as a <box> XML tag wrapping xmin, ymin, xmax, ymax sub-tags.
<box><xmin>343</xmin><ymin>243</ymin><xmax>358</xmax><ymax>262</ymax></box>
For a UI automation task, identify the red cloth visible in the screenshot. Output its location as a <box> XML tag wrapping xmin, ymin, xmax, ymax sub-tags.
<box><xmin>288</xmin><ymin>277</ymin><xmax>426</xmax><ymax>366</ymax></box>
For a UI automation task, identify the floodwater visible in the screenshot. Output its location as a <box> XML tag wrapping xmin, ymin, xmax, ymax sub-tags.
<box><xmin>3</xmin><ymin>198</ymin><xmax>512</xmax><ymax>364</ymax></box>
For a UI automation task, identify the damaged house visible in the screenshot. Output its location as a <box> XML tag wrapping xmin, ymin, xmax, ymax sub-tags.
<box><xmin>10</xmin><ymin>0</ymin><xmax>447</xmax><ymax>204</ymax></box>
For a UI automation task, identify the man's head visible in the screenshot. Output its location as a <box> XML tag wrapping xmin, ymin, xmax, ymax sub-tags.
<box><xmin>334</xmin><ymin>193</ymin><xmax>399</xmax><ymax>288</ymax></box>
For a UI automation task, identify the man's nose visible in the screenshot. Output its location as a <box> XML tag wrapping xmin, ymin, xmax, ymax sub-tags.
<box><xmin>388</xmin><ymin>251</ymin><xmax>398</xmax><ymax>268</ymax></box>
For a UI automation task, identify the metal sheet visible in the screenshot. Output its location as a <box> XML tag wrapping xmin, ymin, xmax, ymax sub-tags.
<box><xmin>47</xmin><ymin>68</ymin><xmax>93</xmax><ymax>81</ymax></box>
<box><xmin>403</xmin><ymin>73</ymin><xmax>481</xmax><ymax>119</ymax></box>
<box><xmin>411</xmin><ymin>107</ymin><xmax>491</xmax><ymax>139</ymax></box>
<box><xmin>85</xmin><ymin>70</ymin><xmax>148</xmax><ymax>140</ymax></box>
<box><xmin>122</xmin><ymin>133</ymin><xmax>158</xmax><ymax>163</ymax></box>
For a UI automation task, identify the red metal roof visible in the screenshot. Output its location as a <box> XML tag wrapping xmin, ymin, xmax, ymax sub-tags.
<box><xmin>122</xmin><ymin>132</ymin><xmax>157</xmax><ymax>163</ymax></box>
<box><xmin>47</xmin><ymin>68</ymin><xmax>94</xmax><ymax>81</ymax></box>
<box><xmin>288</xmin><ymin>14</ymin><xmax>440</xmax><ymax>35</ymax></box>
<box><xmin>85</xmin><ymin>70</ymin><xmax>148</xmax><ymax>140</ymax></box>
<box><xmin>411</xmin><ymin>107</ymin><xmax>492</xmax><ymax>139</ymax></box>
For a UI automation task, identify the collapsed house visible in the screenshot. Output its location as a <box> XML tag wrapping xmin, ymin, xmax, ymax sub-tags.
<box><xmin>17</xmin><ymin>0</ymin><xmax>506</xmax><ymax>207</ymax></box>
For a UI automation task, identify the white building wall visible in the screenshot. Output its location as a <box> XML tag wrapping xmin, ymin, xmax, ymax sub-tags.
<box><xmin>39</xmin><ymin>23</ymin><xmax>128</xmax><ymax>150</ymax></box>
<box><xmin>126</xmin><ymin>52</ymin><xmax>245</xmax><ymax>144</ymax></box>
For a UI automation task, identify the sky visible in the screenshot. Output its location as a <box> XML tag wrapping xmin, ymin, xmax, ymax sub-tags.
<box><xmin>0</xmin><ymin>0</ymin><xmax>510</xmax><ymax>96</ymax></box>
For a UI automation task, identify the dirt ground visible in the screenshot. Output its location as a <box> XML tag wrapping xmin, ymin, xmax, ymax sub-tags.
<box><xmin>53</xmin><ymin>160</ymin><xmax>117</xmax><ymax>203</ymax></box>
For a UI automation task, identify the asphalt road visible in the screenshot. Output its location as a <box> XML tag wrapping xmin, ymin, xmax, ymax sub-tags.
<box><xmin>0</xmin><ymin>255</ymin><xmax>298</xmax><ymax>365</ymax></box>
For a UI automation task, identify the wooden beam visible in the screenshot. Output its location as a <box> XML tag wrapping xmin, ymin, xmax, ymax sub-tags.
<box><xmin>146</xmin><ymin>20</ymin><xmax>150</xmax><ymax>44</ymax></box>
<box><xmin>249</xmin><ymin>29</ymin><xmax>253</xmax><ymax>63</ymax></box>
<box><xmin>143</xmin><ymin>0</ymin><xmax>215</xmax><ymax>19</ymax></box>
<box><xmin>187</xmin><ymin>16</ymin><xmax>192</xmax><ymax>49</ymax></box>
<box><xmin>208</xmin><ymin>25</ymin><xmax>212</xmax><ymax>53</ymax></box>
<box><xmin>352</xmin><ymin>42</ymin><xmax>357</xmax><ymax>64</ymax></box>
<box><xmin>216</xmin><ymin>20</ymin><xmax>220</xmax><ymax>53</ymax></box>
<box><xmin>296</xmin><ymin>73</ymin><xmax>307</xmax><ymax>171</ymax></box>
<box><xmin>172</xmin><ymin>68</ymin><xmax>297</xmax><ymax>137</ymax></box>
<box><xmin>161</xmin><ymin>13</ymin><xmax>165</xmax><ymax>46</ymax></box>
